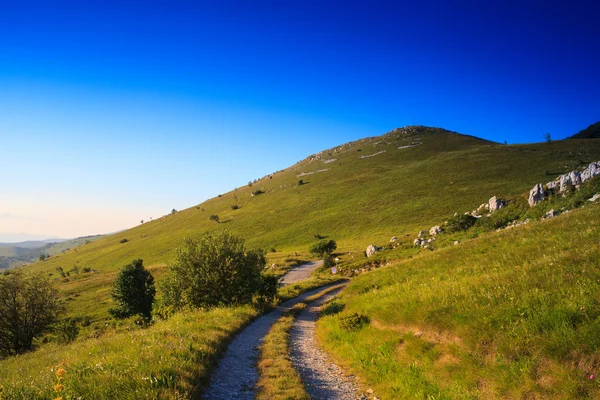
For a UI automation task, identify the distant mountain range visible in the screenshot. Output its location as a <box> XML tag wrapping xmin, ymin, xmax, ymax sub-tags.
<box><xmin>0</xmin><ymin>235</ymin><xmax>105</xmax><ymax>269</ymax></box>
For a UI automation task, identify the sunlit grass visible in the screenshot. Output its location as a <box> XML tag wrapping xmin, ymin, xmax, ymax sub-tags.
<box><xmin>317</xmin><ymin>204</ymin><xmax>600</xmax><ymax>399</ymax></box>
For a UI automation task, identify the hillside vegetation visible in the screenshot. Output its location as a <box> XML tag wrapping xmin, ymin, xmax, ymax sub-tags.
<box><xmin>20</xmin><ymin>127</ymin><xmax>600</xmax><ymax>326</ymax></box>
<box><xmin>317</xmin><ymin>203</ymin><xmax>600</xmax><ymax>399</ymax></box>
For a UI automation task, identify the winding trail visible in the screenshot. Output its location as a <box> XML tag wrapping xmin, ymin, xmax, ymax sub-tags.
<box><xmin>280</xmin><ymin>260</ymin><xmax>323</xmax><ymax>285</ymax></box>
<box><xmin>290</xmin><ymin>290</ymin><xmax>363</xmax><ymax>400</ymax></box>
<box><xmin>202</xmin><ymin>279</ymin><xmax>346</xmax><ymax>399</ymax></box>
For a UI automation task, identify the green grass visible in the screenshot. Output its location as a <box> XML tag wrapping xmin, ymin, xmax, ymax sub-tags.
<box><xmin>316</xmin><ymin>203</ymin><xmax>600</xmax><ymax>399</ymax></box>
<box><xmin>0</xmin><ymin>305</ymin><xmax>259</xmax><ymax>399</ymax></box>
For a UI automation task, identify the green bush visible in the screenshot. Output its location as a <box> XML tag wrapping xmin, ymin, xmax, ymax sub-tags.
<box><xmin>0</xmin><ymin>272</ymin><xmax>63</xmax><ymax>356</ymax></box>
<box><xmin>339</xmin><ymin>313</ymin><xmax>370</xmax><ymax>331</ymax></box>
<box><xmin>162</xmin><ymin>230</ymin><xmax>271</xmax><ymax>309</ymax></box>
<box><xmin>310</xmin><ymin>240</ymin><xmax>337</xmax><ymax>257</ymax></box>
<box><xmin>445</xmin><ymin>214</ymin><xmax>477</xmax><ymax>233</ymax></box>
<box><xmin>109</xmin><ymin>259</ymin><xmax>155</xmax><ymax>320</ymax></box>
<box><xmin>55</xmin><ymin>318</ymin><xmax>79</xmax><ymax>344</ymax></box>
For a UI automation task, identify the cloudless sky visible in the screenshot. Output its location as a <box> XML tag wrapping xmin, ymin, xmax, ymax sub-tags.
<box><xmin>1</xmin><ymin>0</ymin><xmax>599</xmax><ymax>240</ymax></box>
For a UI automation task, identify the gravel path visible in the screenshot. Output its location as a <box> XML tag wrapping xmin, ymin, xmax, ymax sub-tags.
<box><xmin>290</xmin><ymin>289</ymin><xmax>363</xmax><ymax>400</ymax></box>
<box><xmin>280</xmin><ymin>260</ymin><xmax>324</xmax><ymax>285</ymax></box>
<box><xmin>202</xmin><ymin>282</ymin><xmax>346</xmax><ymax>400</ymax></box>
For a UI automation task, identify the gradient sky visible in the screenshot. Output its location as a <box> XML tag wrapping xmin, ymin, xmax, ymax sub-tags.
<box><xmin>1</xmin><ymin>0</ymin><xmax>599</xmax><ymax>241</ymax></box>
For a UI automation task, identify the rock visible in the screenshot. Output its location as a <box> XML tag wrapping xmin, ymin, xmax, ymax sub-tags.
<box><xmin>418</xmin><ymin>230</ymin><xmax>426</xmax><ymax>238</ymax></box>
<box><xmin>588</xmin><ymin>193</ymin><xmax>600</xmax><ymax>202</ymax></box>
<box><xmin>390</xmin><ymin>236</ymin><xmax>398</xmax><ymax>242</ymax></box>
<box><xmin>454</xmin><ymin>240</ymin><xmax>460</xmax><ymax>245</ymax></box>
<box><xmin>581</xmin><ymin>162</ymin><xmax>600</xmax><ymax>183</ymax></box>
<box><xmin>429</xmin><ymin>225</ymin><xmax>442</xmax><ymax>236</ymax></box>
<box><xmin>366</xmin><ymin>245</ymin><xmax>378</xmax><ymax>257</ymax></box>
<box><xmin>477</xmin><ymin>203</ymin><xmax>488</xmax><ymax>212</ymax></box>
<box><xmin>488</xmin><ymin>196</ymin><xmax>503</xmax><ymax>212</ymax></box>
<box><xmin>545</xmin><ymin>209</ymin><xmax>559</xmax><ymax>219</ymax></box>
<box><xmin>528</xmin><ymin>183</ymin><xmax>545</xmax><ymax>207</ymax></box>
<box><xmin>413</xmin><ymin>238</ymin><xmax>421</xmax><ymax>246</ymax></box>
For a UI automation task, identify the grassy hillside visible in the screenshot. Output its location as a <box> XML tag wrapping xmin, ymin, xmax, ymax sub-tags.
<box><xmin>317</xmin><ymin>203</ymin><xmax>600</xmax><ymax>399</ymax></box>
<box><xmin>17</xmin><ymin>126</ymin><xmax>600</xmax><ymax>326</ymax></box>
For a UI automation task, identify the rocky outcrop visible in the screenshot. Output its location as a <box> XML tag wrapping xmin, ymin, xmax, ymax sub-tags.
<box><xmin>545</xmin><ymin>161</ymin><xmax>600</xmax><ymax>195</ymax></box>
<box><xmin>429</xmin><ymin>226</ymin><xmax>442</xmax><ymax>236</ymax></box>
<box><xmin>528</xmin><ymin>184</ymin><xmax>545</xmax><ymax>207</ymax></box>
<box><xmin>488</xmin><ymin>196</ymin><xmax>503</xmax><ymax>212</ymax></box>
<box><xmin>544</xmin><ymin>209</ymin><xmax>559</xmax><ymax>219</ymax></box>
<box><xmin>366</xmin><ymin>245</ymin><xmax>378</xmax><ymax>257</ymax></box>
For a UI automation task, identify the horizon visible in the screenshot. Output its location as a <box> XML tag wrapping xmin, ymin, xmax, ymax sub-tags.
<box><xmin>2</xmin><ymin>0</ymin><xmax>599</xmax><ymax>240</ymax></box>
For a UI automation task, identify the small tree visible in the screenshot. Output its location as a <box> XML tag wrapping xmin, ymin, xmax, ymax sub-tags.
<box><xmin>310</xmin><ymin>240</ymin><xmax>337</xmax><ymax>258</ymax></box>
<box><xmin>0</xmin><ymin>272</ymin><xmax>63</xmax><ymax>356</ymax></box>
<box><xmin>161</xmin><ymin>230</ymin><xmax>274</xmax><ymax>309</ymax></box>
<box><xmin>544</xmin><ymin>132</ymin><xmax>552</xmax><ymax>144</ymax></box>
<box><xmin>109</xmin><ymin>259</ymin><xmax>155</xmax><ymax>320</ymax></box>
<box><xmin>209</xmin><ymin>214</ymin><xmax>220</xmax><ymax>223</ymax></box>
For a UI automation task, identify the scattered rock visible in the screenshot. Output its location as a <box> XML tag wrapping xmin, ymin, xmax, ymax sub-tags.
<box><xmin>366</xmin><ymin>245</ymin><xmax>378</xmax><ymax>257</ymax></box>
<box><xmin>418</xmin><ymin>230</ymin><xmax>426</xmax><ymax>238</ymax></box>
<box><xmin>545</xmin><ymin>209</ymin><xmax>559</xmax><ymax>219</ymax></box>
<box><xmin>390</xmin><ymin>236</ymin><xmax>398</xmax><ymax>243</ymax></box>
<box><xmin>589</xmin><ymin>193</ymin><xmax>600</xmax><ymax>202</ymax></box>
<box><xmin>429</xmin><ymin>225</ymin><xmax>442</xmax><ymax>236</ymax></box>
<box><xmin>413</xmin><ymin>239</ymin><xmax>422</xmax><ymax>247</ymax></box>
<box><xmin>528</xmin><ymin>183</ymin><xmax>545</xmax><ymax>207</ymax></box>
<box><xmin>488</xmin><ymin>196</ymin><xmax>503</xmax><ymax>212</ymax></box>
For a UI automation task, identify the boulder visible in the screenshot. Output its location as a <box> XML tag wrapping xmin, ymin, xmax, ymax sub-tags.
<box><xmin>581</xmin><ymin>162</ymin><xmax>600</xmax><ymax>183</ymax></box>
<box><xmin>429</xmin><ymin>225</ymin><xmax>442</xmax><ymax>236</ymax></box>
<box><xmin>528</xmin><ymin>183</ymin><xmax>545</xmax><ymax>207</ymax></box>
<box><xmin>413</xmin><ymin>238</ymin><xmax>421</xmax><ymax>247</ymax></box>
<box><xmin>390</xmin><ymin>236</ymin><xmax>398</xmax><ymax>243</ymax></box>
<box><xmin>366</xmin><ymin>245</ymin><xmax>378</xmax><ymax>257</ymax></box>
<box><xmin>453</xmin><ymin>240</ymin><xmax>460</xmax><ymax>245</ymax></box>
<box><xmin>488</xmin><ymin>196</ymin><xmax>503</xmax><ymax>212</ymax></box>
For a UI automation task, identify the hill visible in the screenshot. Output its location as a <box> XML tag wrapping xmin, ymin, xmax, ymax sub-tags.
<box><xmin>18</xmin><ymin>125</ymin><xmax>600</xmax><ymax>323</ymax></box>
<box><xmin>569</xmin><ymin>120</ymin><xmax>600</xmax><ymax>139</ymax></box>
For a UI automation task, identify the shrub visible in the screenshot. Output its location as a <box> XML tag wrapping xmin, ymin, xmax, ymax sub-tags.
<box><xmin>257</xmin><ymin>274</ymin><xmax>279</xmax><ymax>303</ymax></box>
<box><xmin>0</xmin><ymin>271</ymin><xmax>63</xmax><ymax>356</ymax></box>
<box><xmin>310</xmin><ymin>240</ymin><xmax>337</xmax><ymax>257</ymax></box>
<box><xmin>109</xmin><ymin>259</ymin><xmax>155</xmax><ymax>320</ymax></box>
<box><xmin>82</xmin><ymin>267</ymin><xmax>92</xmax><ymax>273</ymax></box>
<box><xmin>209</xmin><ymin>214</ymin><xmax>220</xmax><ymax>223</ymax></box>
<box><xmin>161</xmin><ymin>230</ymin><xmax>270</xmax><ymax>309</ymax></box>
<box><xmin>339</xmin><ymin>313</ymin><xmax>370</xmax><ymax>331</ymax></box>
<box><xmin>446</xmin><ymin>214</ymin><xmax>477</xmax><ymax>233</ymax></box>
<box><xmin>252</xmin><ymin>190</ymin><xmax>264</xmax><ymax>196</ymax></box>
<box><xmin>55</xmin><ymin>319</ymin><xmax>79</xmax><ymax>344</ymax></box>
<box><xmin>120</xmin><ymin>238</ymin><xmax>128</xmax><ymax>244</ymax></box>
<box><xmin>231</xmin><ymin>204</ymin><xmax>239</xmax><ymax>210</ymax></box>
<box><xmin>298</xmin><ymin>180</ymin><xmax>304</xmax><ymax>185</ymax></box>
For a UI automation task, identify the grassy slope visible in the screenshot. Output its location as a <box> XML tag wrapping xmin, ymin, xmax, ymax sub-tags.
<box><xmin>317</xmin><ymin>203</ymin><xmax>600</xmax><ymax>399</ymax></box>
<box><xmin>21</xmin><ymin>128</ymin><xmax>600</xmax><ymax>326</ymax></box>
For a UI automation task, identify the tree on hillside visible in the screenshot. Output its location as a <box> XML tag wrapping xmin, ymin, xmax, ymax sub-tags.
<box><xmin>0</xmin><ymin>271</ymin><xmax>63</xmax><ymax>356</ymax></box>
<box><xmin>162</xmin><ymin>230</ymin><xmax>276</xmax><ymax>309</ymax></box>
<box><xmin>109</xmin><ymin>259</ymin><xmax>155</xmax><ymax>320</ymax></box>
<box><xmin>209</xmin><ymin>214</ymin><xmax>220</xmax><ymax>223</ymax></box>
<box><xmin>310</xmin><ymin>239</ymin><xmax>337</xmax><ymax>258</ymax></box>
<box><xmin>544</xmin><ymin>132</ymin><xmax>552</xmax><ymax>144</ymax></box>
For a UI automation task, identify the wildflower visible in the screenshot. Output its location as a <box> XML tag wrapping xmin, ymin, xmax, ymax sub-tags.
<box><xmin>55</xmin><ymin>368</ymin><xmax>66</xmax><ymax>377</ymax></box>
<box><xmin>53</xmin><ymin>383</ymin><xmax>64</xmax><ymax>392</ymax></box>
<box><xmin>53</xmin><ymin>397</ymin><xmax>63</xmax><ymax>400</ymax></box>
<box><xmin>591</xmin><ymin>374</ymin><xmax>595</xmax><ymax>380</ymax></box>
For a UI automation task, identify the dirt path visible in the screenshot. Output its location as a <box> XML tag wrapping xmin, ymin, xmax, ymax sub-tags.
<box><xmin>202</xmin><ymin>282</ymin><xmax>346</xmax><ymax>400</ymax></box>
<box><xmin>280</xmin><ymin>260</ymin><xmax>324</xmax><ymax>285</ymax></box>
<box><xmin>290</xmin><ymin>290</ymin><xmax>363</xmax><ymax>400</ymax></box>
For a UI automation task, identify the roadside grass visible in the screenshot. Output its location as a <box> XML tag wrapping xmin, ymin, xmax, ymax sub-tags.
<box><xmin>256</xmin><ymin>303</ymin><xmax>310</xmax><ymax>400</ymax></box>
<box><xmin>257</xmin><ymin>284</ymin><xmax>347</xmax><ymax>400</ymax></box>
<box><xmin>0</xmin><ymin>305</ymin><xmax>259</xmax><ymax>400</ymax></box>
<box><xmin>316</xmin><ymin>204</ymin><xmax>600</xmax><ymax>399</ymax></box>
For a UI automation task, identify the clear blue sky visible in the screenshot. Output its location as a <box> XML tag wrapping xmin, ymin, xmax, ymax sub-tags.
<box><xmin>1</xmin><ymin>0</ymin><xmax>599</xmax><ymax>240</ymax></box>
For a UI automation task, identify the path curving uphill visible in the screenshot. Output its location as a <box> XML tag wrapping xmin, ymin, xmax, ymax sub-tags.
<box><xmin>280</xmin><ymin>260</ymin><xmax>324</xmax><ymax>285</ymax></box>
<box><xmin>202</xmin><ymin>278</ymin><xmax>346</xmax><ymax>399</ymax></box>
<box><xmin>289</xmin><ymin>290</ymin><xmax>363</xmax><ymax>400</ymax></box>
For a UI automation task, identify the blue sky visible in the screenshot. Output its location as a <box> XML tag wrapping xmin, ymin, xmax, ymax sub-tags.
<box><xmin>1</xmin><ymin>0</ymin><xmax>599</xmax><ymax>240</ymax></box>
